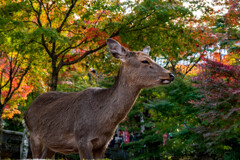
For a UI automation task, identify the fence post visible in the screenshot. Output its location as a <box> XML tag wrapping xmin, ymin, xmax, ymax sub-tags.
<box><xmin>20</xmin><ymin>120</ymin><xmax>29</xmax><ymax>159</ymax></box>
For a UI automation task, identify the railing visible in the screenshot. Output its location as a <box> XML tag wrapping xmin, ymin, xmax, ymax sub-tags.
<box><xmin>1</xmin><ymin>129</ymin><xmax>24</xmax><ymax>159</ymax></box>
<box><xmin>1</xmin><ymin>129</ymin><xmax>128</xmax><ymax>160</ymax></box>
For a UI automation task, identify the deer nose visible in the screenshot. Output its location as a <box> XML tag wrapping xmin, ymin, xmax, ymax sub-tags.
<box><xmin>169</xmin><ymin>73</ymin><xmax>174</xmax><ymax>81</ymax></box>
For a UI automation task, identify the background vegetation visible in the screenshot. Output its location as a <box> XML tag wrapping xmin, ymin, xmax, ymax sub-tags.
<box><xmin>0</xmin><ymin>0</ymin><xmax>239</xmax><ymax>159</ymax></box>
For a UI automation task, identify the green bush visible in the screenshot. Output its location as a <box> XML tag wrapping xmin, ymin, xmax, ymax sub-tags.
<box><xmin>124</xmin><ymin>78</ymin><xmax>201</xmax><ymax>159</ymax></box>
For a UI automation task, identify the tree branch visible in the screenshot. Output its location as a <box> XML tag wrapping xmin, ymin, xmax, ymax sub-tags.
<box><xmin>41</xmin><ymin>35</ymin><xmax>53</xmax><ymax>58</ymax></box>
<box><xmin>60</xmin><ymin>30</ymin><xmax>120</xmax><ymax>66</ymax></box>
<box><xmin>0</xmin><ymin>27</ymin><xmax>17</xmax><ymax>33</ymax></box>
<box><xmin>29</xmin><ymin>0</ymin><xmax>39</xmax><ymax>15</ymax></box>
<box><xmin>37</xmin><ymin>0</ymin><xmax>43</xmax><ymax>27</ymax></box>
<box><xmin>56</xmin><ymin>38</ymin><xmax>87</xmax><ymax>58</ymax></box>
<box><xmin>61</xmin><ymin>43</ymin><xmax>107</xmax><ymax>66</ymax></box>
<box><xmin>41</xmin><ymin>0</ymin><xmax>52</xmax><ymax>27</ymax></box>
<box><xmin>3</xmin><ymin>62</ymin><xmax>31</xmax><ymax>106</ymax></box>
<box><xmin>182</xmin><ymin>45</ymin><xmax>208</xmax><ymax>78</ymax></box>
<box><xmin>4</xmin><ymin>58</ymin><xmax>14</xmax><ymax>104</ymax></box>
<box><xmin>22</xmin><ymin>21</ymin><xmax>38</xmax><ymax>26</ymax></box>
<box><xmin>0</xmin><ymin>78</ymin><xmax>10</xmax><ymax>90</ymax></box>
<box><xmin>128</xmin><ymin>24</ymin><xmax>159</xmax><ymax>32</ymax></box>
<box><xmin>57</xmin><ymin>0</ymin><xmax>77</xmax><ymax>33</ymax></box>
<box><xmin>183</xmin><ymin>56</ymin><xmax>202</xmax><ymax>78</ymax></box>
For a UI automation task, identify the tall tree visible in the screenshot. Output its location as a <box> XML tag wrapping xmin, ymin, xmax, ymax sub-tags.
<box><xmin>1</xmin><ymin>0</ymin><xmax>194</xmax><ymax>91</ymax></box>
<box><xmin>0</xmin><ymin>2</ymin><xmax>37</xmax><ymax>118</ymax></box>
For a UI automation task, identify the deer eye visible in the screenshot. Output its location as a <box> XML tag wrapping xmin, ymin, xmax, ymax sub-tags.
<box><xmin>141</xmin><ymin>60</ymin><xmax>149</xmax><ymax>64</ymax></box>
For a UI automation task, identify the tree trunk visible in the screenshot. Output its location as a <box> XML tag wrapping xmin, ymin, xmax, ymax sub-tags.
<box><xmin>50</xmin><ymin>58</ymin><xmax>59</xmax><ymax>91</ymax></box>
<box><xmin>51</xmin><ymin>70</ymin><xmax>59</xmax><ymax>91</ymax></box>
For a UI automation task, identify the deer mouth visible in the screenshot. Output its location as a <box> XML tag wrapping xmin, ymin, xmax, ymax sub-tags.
<box><xmin>161</xmin><ymin>79</ymin><xmax>171</xmax><ymax>84</ymax></box>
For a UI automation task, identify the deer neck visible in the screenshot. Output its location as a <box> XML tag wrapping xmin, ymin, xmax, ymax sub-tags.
<box><xmin>107</xmin><ymin>66</ymin><xmax>141</xmax><ymax>124</ymax></box>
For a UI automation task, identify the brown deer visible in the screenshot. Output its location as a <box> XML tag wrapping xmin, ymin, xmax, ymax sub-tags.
<box><xmin>24</xmin><ymin>38</ymin><xmax>174</xmax><ymax>159</ymax></box>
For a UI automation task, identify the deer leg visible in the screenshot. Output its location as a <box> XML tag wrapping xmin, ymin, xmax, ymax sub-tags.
<box><xmin>78</xmin><ymin>141</ymin><xmax>93</xmax><ymax>160</ymax></box>
<box><xmin>30</xmin><ymin>135</ymin><xmax>43</xmax><ymax>158</ymax></box>
<box><xmin>41</xmin><ymin>146</ymin><xmax>55</xmax><ymax>159</ymax></box>
<box><xmin>93</xmin><ymin>146</ymin><xmax>107</xmax><ymax>159</ymax></box>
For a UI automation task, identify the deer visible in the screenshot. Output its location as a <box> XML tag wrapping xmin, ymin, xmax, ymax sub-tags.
<box><xmin>24</xmin><ymin>38</ymin><xmax>174</xmax><ymax>159</ymax></box>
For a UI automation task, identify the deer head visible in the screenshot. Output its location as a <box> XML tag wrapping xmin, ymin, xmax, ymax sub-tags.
<box><xmin>106</xmin><ymin>38</ymin><xmax>174</xmax><ymax>88</ymax></box>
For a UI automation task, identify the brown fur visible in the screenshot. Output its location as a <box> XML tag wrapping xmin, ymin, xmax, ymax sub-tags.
<box><xmin>24</xmin><ymin>39</ymin><xmax>174</xmax><ymax>159</ymax></box>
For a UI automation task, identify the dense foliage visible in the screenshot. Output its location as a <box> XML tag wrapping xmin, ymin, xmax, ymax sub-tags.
<box><xmin>0</xmin><ymin>0</ymin><xmax>239</xmax><ymax>159</ymax></box>
<box><xmin>190</xmin><ymin>59</ymin><xmax>240</xmax><ymax>159</ymax></box>
<box><xmin>123</xmin><ymin>78</ymin><xmax>200</xmax><ymax>159</ymax></box>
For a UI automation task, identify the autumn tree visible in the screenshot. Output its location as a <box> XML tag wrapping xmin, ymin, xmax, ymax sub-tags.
<box><xmin>0</xmin><ymin>52</ymin><xmax>32</xmax><ymax>119</ymax></box>
<box><xmin>0</xmin><ymin>2</ymin><xmax>40</xmax><ymax>119</ymax></box>
<box><xmin>1</xmin><ymin>0</ymin><xmax>197</xmax><ymax>91</ymax></box>
<box><xmin>214</xmin><ymin>0</ymin><xmax>240</xmax><ymax>65</ymax></box>
<box><xmin>190</xmin><ymin>59</ymin><xmax>240</xmax><ymax>158</ymax></box>
<box><xmin>188</xmin><ymin>0</ymin><xmax>239</xmax><ymax>66</ymax></box>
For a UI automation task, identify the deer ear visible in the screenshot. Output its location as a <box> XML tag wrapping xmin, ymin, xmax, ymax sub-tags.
<box><xmin>142</xmin><ymin>46</ymin><xmax>151</xmax><ymax>55</ymax></box>
<box><xmin>107</xmin><ymin>38</ymin><xmax>128</xmax><ymax>61</ymax></box>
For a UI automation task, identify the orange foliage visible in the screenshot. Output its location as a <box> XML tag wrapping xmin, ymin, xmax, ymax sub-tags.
<box><xmin>175</xmin><ymin>64</ymin><xmax>202</xmax><ymax>76</ymax></box>
<box><xmin>0</xmin><ymin>52</ymin><xmax>33</xmax><ymax>119</ymax></box>
<box><xmin>225</xmin><ymin>1</ymin><xmax>239</xmax><ymax>26</ymax></box>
